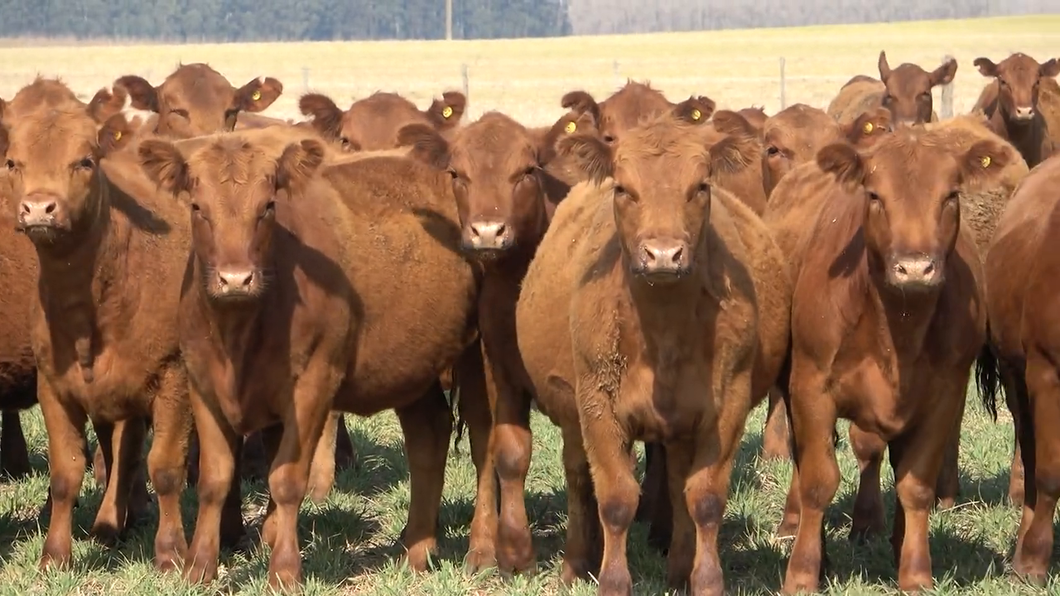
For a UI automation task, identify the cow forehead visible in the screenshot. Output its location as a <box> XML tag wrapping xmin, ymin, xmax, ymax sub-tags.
<box><xmin>998</xmin><ymin>55</ymin><xmax>1040</xmax><ymax>80</ymax></box>
<box><xmin>886</xmin><ymin>65</ymin><xmax>932</xmax><ymax>92</ymax></box>
<box><xmin>452</xmin><ymin>120</ymin><xmax>535</xmax><ymax>171</ymax></box>
<box><xmin>9</xmin><ymin>109</ymin><xmax>97</xmax><ymax>160</ymax></box>
<box><xmin>161</xmin><ymin>69</ymin><xmax>235</xmax><ymax>108</ymax></box>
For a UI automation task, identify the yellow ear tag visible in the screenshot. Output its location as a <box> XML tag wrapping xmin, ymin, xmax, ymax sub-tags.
<box><xmin>113</xmin><ymin>130</ymin><xmax>122</xmax><ymax>141</ymax></box>
<box><xmin>564</xmin><ymin>121</ymin><xmax>577</xmax><ymax>133</ymax></box>
<box><xmin>442</xmin><ymin>106</ymin><xmax>454</xmax><ymax>119</ymax></box>
<box><xmin>981</xmin><ymin>155</ymin><xmax>991</xmax><ymax>168</ymax></box>
<box><xmin>691</xmin><ymin>108</ymin><xmax>702</xmax><ymax>121</ymax></box>
<box><xmin>251</xmin><ymin>90</ymin><xmax>262</xmax><ymax>101</ymax></box>
<box><xmin>863</xmin><ymin>121</ymin><xmax>874</xmax><ymax>134</ymax></box>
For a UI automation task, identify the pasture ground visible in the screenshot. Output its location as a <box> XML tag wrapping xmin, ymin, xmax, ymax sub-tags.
<box><xmin>0</xmin><ymin>13</ymin><xmax>1057</xmax><ymax>596</ymax></box>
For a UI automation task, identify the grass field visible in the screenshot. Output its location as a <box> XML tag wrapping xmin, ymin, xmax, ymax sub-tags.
<box><xmin>1</xmin><ymin>15</ymin><xmax>1059</xmax><ymax>126</ymax></box>
<box><xmin>0</xmin><ymin>13</ymin><xmax>1058</xmax><ymax>596</ymax></box>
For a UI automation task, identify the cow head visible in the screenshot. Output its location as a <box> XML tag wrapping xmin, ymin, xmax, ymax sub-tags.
<box><xmin>816</xmin><ymin>129</ymin><xmax>1010</xmax><ymax>293</ymax></box>
<box><xmin>299</xmin><ymin>90</ymin><xmax>466</xmax><ymax>152</ymax></box>
<box><xmin>561</xmin><ymin>80</ymin><xmax>716</xmax><ymax>145</ymax></box>
<box><xmin>974</xmin><ymin>53</ymin><xmax>1060</xmax><ymax>124</ymax></box>
<box><xmin>0</xmin><ymin>89</ymin><xmax>133</xmax><ymax>248</ymax></box>
<box><xmin>138</xmin><ymin>133</ymin><xmax>325</xmax><ymax>302</ymax></box>
<box><xmin>115</xmin><ymin>63</ymin><xmax>283</xmax><ymax>139</ymax></box>
<box><xmin>878</xmin><ymin>51</ymin><xmax>957</xmax><ymax>126</ymax></box>
<box><xmin>556</xmin><ymin>109</ymin><xmax>757</xmax><ymax>283</ymax></box>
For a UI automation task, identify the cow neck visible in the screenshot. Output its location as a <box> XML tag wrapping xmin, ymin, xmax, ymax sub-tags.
<box><xmin>1002</xmin><ymin>113</ymin><xmax>1046</xmax><ymax>167</ymax></box>
<box><xmin>33</xmin><ymin>170</ymin><xmax>122</xmax><ymax>383</ymax></box>
<box><xmin>625</xmin><ymin>255</ymin><xmax>711</xmax><ymax>359</ymax></box>
<box><xmin>867</xmin><ymin>274</ymin><xmax>941</xmax><ymax>360</ymax></box>
<box><xmin>194</xmin><ymin>265</ymin><xmax>264</xmax><ymax>361</ymax></box>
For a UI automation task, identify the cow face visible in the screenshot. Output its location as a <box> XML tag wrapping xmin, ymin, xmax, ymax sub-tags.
<box><xmin>975</xmin><ymin>53</ymin><xmax>1060</xmax><ymax>124</ymax></box>
<box><xmin>878</xmin><ymin>51</ymin><xmax>957</xmax><ymax>126</ymax></box>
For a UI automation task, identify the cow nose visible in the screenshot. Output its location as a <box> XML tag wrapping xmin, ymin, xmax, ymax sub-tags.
<box><xmin>18</xmin><ymin>194</ymin><xmax>62</xmax><ymax>228</ymax></box>
<box><xmin>890</xmin><ymin>254</ymin><xmax>942</xmax><ymax>289</ymax></box>
<box><xmin>639</xmin><ymin>239</ymin><xmax>689</xmax><ymax>276</ymax></box>
<box><xmin>216</xmin><ymin>268</ymin><xmax>256</xmax><ymax>294</ymax></box>
<box><xmin>1014</xmin><ymin>106</ymin><xmax>1035</xmax><ymax>119</ymax></box>
<box><xmin>467</xmin><ymin>219</ymin><xmax>511</xmax><ymax>250</ymax></box>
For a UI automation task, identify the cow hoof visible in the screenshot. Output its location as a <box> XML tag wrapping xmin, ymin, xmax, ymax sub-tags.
<box><xmin>464</xmin><ymin>546</ymin><xmax>496</xmax><ymax>575</ymax></box>
<box><xmin>90</xmin><ymin>522</ymin><xmax>122</xmax><ymax>547</ymax></box>
<box><xmin>38</xmin><ymin>547</ymin><xmax>72</xmax><ymax>572</ymax></box>
<box><xmin>775</xmin><ymin>519</ymin><xmax>799</xmax><ymax>540</ymax></box>
<box><xmin>183</xmin><ymin>551</ymin><xmax>218</xmax><ymax>585</ymax></box>
<box><xmin>267</xmin><ymin>547</ymin><xmax>303</xmax><ymax>592</ymax></box>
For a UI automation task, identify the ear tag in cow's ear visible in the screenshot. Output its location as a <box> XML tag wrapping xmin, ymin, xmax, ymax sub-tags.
<box><xmin>252</xmin><ymin>90</ymin><xmax>262</xmax><ymax>101</ymax></box>
<box><xmin>113</xmin><ymin>130</ymin><xmax>122</xmax><ymax>142</ymax></box>
<box><xmin>691</xmin><ymin>108</ymin><xmax>702</xmax><ymax>121</ymax></box>
<box><xmin>564</xmin><ymin>121</ymin><xmax>577</xmax><ymax>133</ymax></box>
<box><xmin>980</xmin><ymin>155</ymin><xmax>991</xmax><ymax>168</ymax></box>
<box><xmin>863</xmin><ymin>121</ymin><xmax>874</xmax><ymax>134</ymax></box>
<box><xmin>442</xmin><ymin>106</ymin><xmax>454</xmax><ymax>119</ymax></box>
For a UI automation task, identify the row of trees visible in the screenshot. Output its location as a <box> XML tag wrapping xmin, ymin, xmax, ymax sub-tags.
<box><xmin>0</xmin><ymin>0</ymin><xmax>1048</xmax><ymax>42</ymax></box>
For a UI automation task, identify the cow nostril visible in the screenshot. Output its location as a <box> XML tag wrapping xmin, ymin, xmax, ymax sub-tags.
<box><xmin>922</xmin><ymin>262</ymin><xmax>935</xmax><ymax>276</ymax></box>
<box><xmin>895</xmin><ymin>264</ymin><xmax>907</xmax><ymax>275</ymax></box>
<box><xmin>494</xmin><ymin>223</ymin><xmax>506</xmax><ymax>238</ymax></box>
<box><xmin>44</xmin><ymin>202</ymin><xmax>56</xmax><ymax>215</ymax></box>
<box><xmin>643</xmin><ymin>247</ymin><xmax>657</xmax><ymax>263</ymax></box>
<box><xmin>242</xmin><ymin>273</ymin><xmax>254</xmax><ymax>287</ymax></box>
<box><xmin>19</xmin><ymin>203</ymin><xmax>30</xmax><ymax>215</ymax></box>
<box><xmin>671</xmin><ymin>247</ymin><xmax>684</xmax><ymax>264</ymax></box>
<box><xmin>218</xmin><ymin>275</ymin><xmax>228</xmax><ymax>287</ymax></box>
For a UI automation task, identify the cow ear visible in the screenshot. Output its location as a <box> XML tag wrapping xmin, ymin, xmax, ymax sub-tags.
<box><xmin>708</xmin><ymin>135</ymin><xmax>757</xmax><ymax>177</ymax></box>
<box><xmin>878</xmin><ymin>51</ymin><xmax>892</xmax><ymax>82</ymax></box>
<box><xmin>673</xmin><ymin>95</ymin><xmax>715</xmax><ymax>124</ymax></box>
<box><xmin>817</xmin><ymin>143</ymin><xmax>866</xmax><ymax>190</ymax></box>
<box><xmin>973</xmin><ymin>57</ymin><xmax>998</xmax><ymax>78</ymax></box>
<box><xmin>929</xmin><ymin>58</ymin><xmax>958</xmax><ymax>87</ymax></box>
<box><xmin>88</xmin><ymin>86</ymin><xmax>128</xmax><ymax>124</ymax></box>
<box><xmin>299</xmin><ymin>93</ymin><xmax>344</xmax><ymax>140</ymax></box>
<box><xmin>235</xmin><ymin>77</ymin><xmax>283</xmax><ymax>113</ymax></box>
<box><xmin>138</xmin><ymin>139</ymin><xmax>191</xmax><ymax>195</ymax></box>
<box><xmin>538</xmin><ymin>111</ymin><xmax>596</xmax><ymax>164</ymax></box>
<box><xmin>427</xmin><ymin>91</ymin><xmax>466</xmax><ymax>130</ymax></box>
<box><xmin>96</xmin><ymin>114</ymin><xmax>134</xmax><ymax>156</ymax></box>
<box><xmin>276</xmin><ymin>139</ymin><xmax>326</xmax><ymax>193</ymax></box>
<box><xmin>115</xmin><ymin>75</ymin><xmax>159</xmax><ymax>113</ymax></box>
<box><xmin>959</xmin><ymin>139</ymin><xmax>1012</xmax><ymax>187</ymax></box>
<box><xmin>561</xmin><ymin>90</ymin><xmax>601</xmax><ymax>123</ymax></box>
<box><xmin>845</xmin><ymin>107</ymin><xmax>892</xmax><ymax>147</ymax></box>
<box><xmin>397</xmin><ymin>123</ymin><xmax>450</xmax><ymax>170</ymax></box>
<box><xmin>556</xmin><ymin>133</ymin><xmax>612</xmax><ymax>184</ymax></box>
<box><xmin>1040</xmin><ymin>59</ymin><xmax>1060</xmax><ymax>79</ymax></box>
<box><xmin>711</xmin><ymin>110</ymin><xmax>755</xmax><ymax>138</ymax></box>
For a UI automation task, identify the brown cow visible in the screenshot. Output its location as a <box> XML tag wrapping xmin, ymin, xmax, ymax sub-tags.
<box><xmin>972</xmin><ymin>53</ymin><xmax>1060</xmax><ymax>168</ymax></box>
<box><xmin>298</xmin><ymin>90</ymin><xmax>466</xmax><ymax>152</ymax></box>
<box><xmin>515</xmin><ymin>110</ymin><xmax>791</xmax><ymax>595</ymax></box>
<box><xmin>561</xmin><ymin>79</ymin><xmax>716</xmax><ymax>144</ymax></box>
<box><xmin>827</xmin><ymin>51</ymin><xmax>956</xmax><ymax>126</ymax></box>
<box><xmin>0</xmin><ymin>96</ymin><xmax>207</xmax><ymax>572</ymax></box>
<box><xmin>737</xmin><ymin>105</ymin><xmax>768</xmax><ymax>135</ymax></box>
<box><xmin>398</xmin><ymin>98</ymin><xmax>714</xmax><ymax>577</ymax></box>
<box><xmin>977</xmin><ymin>152</ymin><xmax>1060</xmax><ymax>587</ymax></box>
<box><xmin>115</xmin><ymin>63</ymin><xmax>283</xmax><ymax>138</ymax></box>
<box><xmin>137</xmin><ymin>125</ymin><xmax>481</xmax><ymax>588</ymax></box>
<box><xmin>767</xmin><ymin>126</ymin><xmax>1010</xmax><ymax>593</ymax></box>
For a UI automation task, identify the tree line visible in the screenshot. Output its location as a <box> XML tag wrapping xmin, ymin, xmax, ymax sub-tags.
<box><xmin>0</xmin><ymin>0</ymin><xmax>1049</xmax><ymax>42</ymax></box>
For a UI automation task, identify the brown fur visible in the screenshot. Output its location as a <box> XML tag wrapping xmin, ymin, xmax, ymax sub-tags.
<box><xmin>560</xmin><ymin>80</ymin><xmax>716</xmax><ymax>144</ymax></box>
<box><xmin>138</xmin><ymin>126</ymin><xmax>480</xmax><ymax>588</ymax></box>
<box><xmin>827</xmin><ymin>51</ymin><xmax>955</xmax><ymax>126</ymax></box>
<box><xmin>737</xmin><ymin>105</ymin><xmax>768</xmax><ymax>135</ymax></box>
<box><xmin>115</xmin><ymin>63</ymin><xmax>283</xmax><ymax>138</ymax></box>
<box><xmin>0</xmin><ymin>95</ymin><xmax>206</xmax><ymax>573</ymax></box>
<box><xmin>978</xmin><ymin>152</ymin><xmax>1060</xmax><ymax>587</ymax></box>
<box><xmin>299</xmin><ymin>89</ymin><xmax>466</xmax><ymax>152</ymax></box>
<box><xmin>972</xmin><ymin>53</ymin><xmax>1060</xmax><ymax>167</ymax></box>
<box><xmin>515</xmin><ymin>110</ymin><xmax>790</xmax><ymax>594</ymax></box>
<box><xmin>765</xmin><ymin>127</ymin><xmax>1011</xmax><ymax>593</ymax></box>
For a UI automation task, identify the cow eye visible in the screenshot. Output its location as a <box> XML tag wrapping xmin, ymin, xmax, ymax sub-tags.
<box><xmin>603</xmin><ymin>134</ymin><xmax>616</xmax><ymax>144</ymax></box>
<box><xmin>523</xmin><ymin>166</ymin><xmax>537</xmax><ymax>178</ymax></box>
<box><xmin>945</xmin><ymin>190</ymin><xmax>961</xmax><ymax>203</ymax></box>
<box><xmin>446</xmin><ymin>168</ymin><xmax>459</xmax><ymax>180</ymax></box>
<box><xmin>5</xmin><ymin>159</ymin><xmax>15</xmax><ymax>171</ymax></box>
<box><xmin>260</xmin><ymin>200</ymin><xmax>276</xmax><ymax>219</ymax></box>
<box><xmin>867</xmin><ymin>191</ymin><xmax>882</xmax><ymax>204</ymax></box>
<box><xmin>76</xmin><ymin>156</ymin><xmax>95</xmax><ymax>170</ymax></box>
<box><xmin>766</xmin><ymin>145</ymin><xmax>781</xmax><ymax>157</ymax></box>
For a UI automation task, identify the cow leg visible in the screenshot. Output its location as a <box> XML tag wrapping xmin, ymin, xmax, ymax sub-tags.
<box><xmin>934</xmin><ymin>402</ymin><xmax>964</xmax><ymax>511</ymax></box>
<box><xmin>38</xmin><ymin>382</ymin><xmax>88</xmax><ymax>570</ymax></box>
<box><xmin>0</xmin><ymin>410</ymin><xmax>31</xmax><ymax>479</ymax></box>
<box><xmin>559</xmin><ymin>424</ymin><xmax>602</xmax><ymax>585</ymax></box>
<box><xmin>1012</xmin><ymin>352</ymin><xmax>1060</xmax><ymax>585</ymax></box>
<box><xmin>761</xmin><ymin>388</ymin><xmax>791</xmax><ymax>460</ymax></box>
<box><xmin>334</xmin><ymin>413</ymin><xmax>355</xmax><ymax>472</ymax></box>
<box><xmin>148</xmin><ymin>373</ymin><xmax>192</xmax><ymax>572</ymax></box>
<box><xmin>92</xmin><ymin>443</ymin><xmax>107</xmax><ymax>488</ymax></box>
<box><xmin>89</xmin><ymin>418</ymin><xmax>147</xmax><ymax>545</ymax></box>
<box><xmin>662</xmin><ymin>441</ymin><xmax>696</xmax><ymax>590</ymax></box>
<box><xmin>457</xmin><ymin>341</ymin><xmax>501</xmax><ymax>574</ymax></box>
<box><xmin>776</xmin><ymin>465</ymin><xmax>802</xmax><ymax>539</ymax></box>
<box><xmin>184</xmin><ymin>386</ymin><xmax>240</xmax><ymax>586</ymax></box>
<box><xmin>782</xmin><ymin>369</ymin><xmax>839</xmax><ymax>595</ymax></box>
<box><xmin>577</xmin><ymin>385</ymin><xmax>638</xmax><ymax>596</ymax></box>
<box><xmin>264</xmin><ymin>393</ymin><xmax>333</xmax><ymax>590</ymax></box>
<box><xmin>1007</xmin><ymin>384</ymin><xmax>1026</xmax><ymax>507</ymax></box>
<box><xmin>306</xmin><ymin>411</ymin><xmax>340</xmax><ymax>504</ymax></box>
<box><xmin>848</xmin><ymin>423</ymin><xmax>887</xmax><ymax>541</ymax></box>
<box><xmin>395</xmin><ymin>382</ymin><xmax>452</xmax><ymax>572</ymax></box>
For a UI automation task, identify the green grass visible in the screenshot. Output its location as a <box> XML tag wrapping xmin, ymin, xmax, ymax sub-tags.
<box><xmin>0</xmin><ymin>383</ymin><xmax>1048</xmax><ymax>595</ymax></box>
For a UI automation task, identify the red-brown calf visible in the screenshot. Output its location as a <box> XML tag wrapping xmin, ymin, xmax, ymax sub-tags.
<box><xmin>978</xmin><ymin>152</ymin><xmax>1060</xmax><ymax>587</ymax></box>
<box><xmin>138</xmin><ymin>126</ymin><xmax>480</xmax><ymax>589</ymax></box>
<box><xmin>516</xmin><ymin>110</ymin><xmax>791</xmax><ymax>596</ymax></box>
<box><xmin>973</xmin><ymin>52</ymin><xmax>1060</xmax><ymax>167</ymax></box>
<box><xmin>299</xmin><ymin>90</ymin><xmax>466</xmax><ymax>152</ymax></box>
<box><xmin>561</xmin><ymin>80</ymin><xmax>716</xmax><ymax>144</ymax></box>
<box><xmin>0</xmin><ymin>95</ymin><xmax>200</xmax><ymax>572</ymax></box>
<box><xmin>767</xmin><ymin>127</ymin><xmax>1010</xmax><ymax>593</ymax></box>
<box><xmin>828</xmin><ymin>51</ymin><xmax>956</xmax><ymax>126</ymax></box>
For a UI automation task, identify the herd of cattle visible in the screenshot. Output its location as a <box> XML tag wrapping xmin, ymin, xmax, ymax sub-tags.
<box><xmin>0</xmin><ymin>47</ymin><xmax>1058</xmax><ymax>595</ymax></box>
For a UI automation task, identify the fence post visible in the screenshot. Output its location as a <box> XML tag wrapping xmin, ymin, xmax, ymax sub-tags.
<box><xmin>302</xmin><ymin>67</ymin><xmax>310</xmax><ymax>93</ymax></box>
<box><xmin>461</xmin><ymin>63</ymin><xmax>470</xmax><ymax>105</ymax></box>
<box><xmin>613</xmin><ymin>59</ymin><xmax>620</xmax><ymax>88</ymax></box>
<box><xmin>779</xmin><ymin>56</ymin><xmax>787</xmax><ymax>110</ymax></box>
<box><xmin>940</xmin><ymin>54</ymin><xmax>955</xmax><ymax>119</ymax></box>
